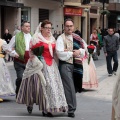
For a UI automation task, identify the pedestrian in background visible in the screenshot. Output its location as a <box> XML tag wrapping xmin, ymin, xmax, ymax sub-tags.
<box><xmin>57</xmin><ymin>30</ymin><xmax>62</xmax><ymax>37</ymax></box>
<box><xmin>8</xmin><ymin>21</ymin><xmax>32</xmax><ymax>97</ymax></box>
<box><xmin>13</xmin><ymin>26</ymin><xmax>21</xmax><ymax>36</ymax></box>
<box><xmin>53</xmin><ymin>30</ymin><xmax>58</xmax><ymax>40</ymax></box>
<box><xmin>103</xmin><ymin>28</ymin><xmax>119</xmax><ymax>76</ymax></box>
<box><xmin>2</xmin><ymin>28</ymin><xmax>12</xmax><ymax>62</ymax></box>
<box><xmin>90</xmin><ymin>29</ymin><xmax>99</xmax><ymax>60</ymax></box>
<box><xmin>3</xmin><ymin>29</ymin><xmax>12</xmax><ymax>44</ymax></box>
<box><xmin>16</xmin><ymin>20</ymin><xmax>67</xmax><ymax>116</ymax></box>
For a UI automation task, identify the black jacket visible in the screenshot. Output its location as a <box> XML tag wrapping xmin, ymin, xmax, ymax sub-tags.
<box><xmin>103</xmin><ymin>34</ymin><xmax>119</xmax><ymax>53</ymax></box>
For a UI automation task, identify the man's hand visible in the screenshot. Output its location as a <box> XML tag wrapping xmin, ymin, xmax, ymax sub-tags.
<box><xmin>104</xmin><ymin>53</ymin><xmax>107</xmax><ymax>57</ymax></box>
<box><xmin>15</xmin><ymin>54</ymin><xmax>19</xmax><ymax>58</ymax></box>
<box><xmin>73</xmin><ymin>49</ymin><xmax>80</xmax><ymax>57</ymax></box>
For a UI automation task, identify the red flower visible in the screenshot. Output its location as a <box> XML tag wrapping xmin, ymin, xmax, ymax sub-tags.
<box><xmin>87</xmin><ymin>45</ymin><xmax>95</xmax><ymax>64</ymax></box>
<box><xmin>87</xmin><ymin>45</ymin><xmax>95</xmax><ymax>49</ymax></box>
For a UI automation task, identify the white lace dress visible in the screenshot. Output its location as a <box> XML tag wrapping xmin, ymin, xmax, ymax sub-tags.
<box><xmin>0</xmin><ymin>39</ymin><xmax>15</xmax><ymax>96</ymax></box>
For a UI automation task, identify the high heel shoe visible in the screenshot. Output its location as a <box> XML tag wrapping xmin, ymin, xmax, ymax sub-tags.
<box><xmin>42</xmin><ymin>112</ymin><xmax>53</xmax><ymax>117</ymax></box>
<box><xmin>27</xmin><ymin>106</ymin><xmax>33</xmax><ymax>114</ymax></box>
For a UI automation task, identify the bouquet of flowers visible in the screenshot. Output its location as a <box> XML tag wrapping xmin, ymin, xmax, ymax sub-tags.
<box><xmin>87</xmin><ymin>44</ymin><xmax>95</xmax><ymax>64</ymax></box>
<box><xmin>32</xmin><ymin>46</ymin><xmax>44</xmax><ymax>59</ymax></box>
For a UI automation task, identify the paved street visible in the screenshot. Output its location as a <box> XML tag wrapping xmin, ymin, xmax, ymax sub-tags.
<box><xmin>0</xmin><ymin>48</ymin><xmax>120</xmax><ymax>120</ymax></box>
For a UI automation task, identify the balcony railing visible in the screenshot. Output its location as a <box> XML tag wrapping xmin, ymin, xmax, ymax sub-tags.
<box><xmin>82</xmin><ymin>0</ymin><xmax>109</xmax><ymax>4</ymax></box>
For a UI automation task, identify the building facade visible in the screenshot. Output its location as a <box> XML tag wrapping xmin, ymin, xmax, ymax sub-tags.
<box><xmin>108</xmin><ymin>0</ymin><xmax>120</xmax><ymax>30</ymax></box>
<box><xmin>0</xmin><ymin>0</ymin><xmax>110</xmax><ymax>42</ymax></box>
<box><xmin>0</xmin><ymin>0</ymin><xmax>63</xmax><ymax>37</ymax></box>
<box><xmin>0</xmin><ymin>0</ymin><xmax>23</xmax><ymax>37</ymax></box>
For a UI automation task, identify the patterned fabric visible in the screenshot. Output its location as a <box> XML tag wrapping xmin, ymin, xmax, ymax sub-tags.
<box><xmin>61</xmin><ymin>33</ymin><xmax>73</xmax><ymax>64</ymax></box>
<box><xmin>41</xmin><ymin>59</ymin><xmax>68</xmax><ymax>112</ymax></box>
<box><xmin>0</xmin><ymin>39</ymin><xmax>15</xmax><ymax>96</ymax></box>
<box><xmin>16</xmin><ymin>74</ymin><xmax>47</xmax><ymax>110</ymax></box>
<box><xmin>73</xmin><ymin>33</ymin><xmax>84</xmax><ymax>75</ymax></box>
<box><xmin>15</xmin><ymin>32</ymin><xmax>26</xmax><ymax>61</ymax></box>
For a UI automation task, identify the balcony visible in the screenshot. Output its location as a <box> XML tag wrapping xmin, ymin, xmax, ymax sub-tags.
<box><xmin>0</xmin><ymin>0</ymin><xmax>24</xmax><ymax>7</ymax></box>
<box><xmin>82</xmin><ymin>0</ymin><xmax>109</xmax><ymax>5</ymax></box>
<box><xmin>90</xmin><ymin>0</ymin><xmax>109</xmax><ymax>7</ymax></box>
<box><xmin>64</xmin><ymin>0</ymin><xmax>82</xmax><ymax>7</ymax></box>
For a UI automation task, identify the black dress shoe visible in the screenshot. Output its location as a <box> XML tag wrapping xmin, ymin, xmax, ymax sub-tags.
<box><xmin>68</xmin><ymin>113</ymin><xmax>75</xmax><ymax>118</ymax></box>
<box><xmin>42</xmin><ymin>112</ymin><xmax>47</xmax><ymax>116</ymax></box>
<box><xmin>42</xmin><ymin>112</ymin><xmax>53</xmax><ymax>117</ymax></box>
<box><xmin>47</xmin><ymin>112</ymin><xmax>53</xmax><ymax>117</ymax></box>
<box><xmin>27</xmin><ymin>106</ymin><xmax>33</xmax><ymax>114</ymax></box>
<box><xmin>81</xmin><ymin>88</ymin><xmax>87</xmax><ymax>92</ymax></box>
<box><xmin>62</xmin><ymin>109</ymin><xmax>66</xmax><ymax>112</ymax></box>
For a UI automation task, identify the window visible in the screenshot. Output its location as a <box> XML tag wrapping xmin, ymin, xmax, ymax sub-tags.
<box><xmin>21</xmin><ymin>7</ymin><xmax>31</xmax><ymax>23</ymax></box>
<box><xmin>39</xmin><ymin>9</ymin><xmax>49</xmax><ymax>22</ymax></box>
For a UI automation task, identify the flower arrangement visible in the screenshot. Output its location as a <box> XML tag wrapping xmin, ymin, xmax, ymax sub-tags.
<box><xmin>87</xmin><ymin>44</ymin><xmax>95</xmax><ymax>64</ymax></box>
<box><xmin>99</xmin><ymin>9</ymin><xmax>110</xmax><ymax>16</ymax></box>
<box><xmin>32</xmin><ymin>46</ymin><xmax>44</xmax><ymax>60</ymax></box>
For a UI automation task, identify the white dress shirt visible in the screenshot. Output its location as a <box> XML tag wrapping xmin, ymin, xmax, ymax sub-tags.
<box><xmin>56</xmin><ymin>35</ymin><xmax>85</xmax><ymax>61</ymax></box>
<box><xmin>6</xmin><ymin>32</ymin><xmax>32</xmax><ymax>57</ymax></box>
<box><xmin>56</xmin><ymin>35</ymin><xmax>73</xmax><ymax>61</ymax></box>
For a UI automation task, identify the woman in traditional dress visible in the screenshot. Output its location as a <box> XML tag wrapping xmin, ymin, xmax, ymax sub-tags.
<box><xmin>16</xmin><ymin>20</ymin><xmax>67</xmax><ymax>116</ymax></box>
<box><xmin>90</xmin><ymin>29</ymin><xmax>100</xmax><ymax>60</ymax></box>
<box><xmin>80</xmin><ymin>39</ymin><xmax>98</xmax><ymax>89</ymax></box>
<box><xmin>112</xmin><ymin>73</ymin><xmax>120</xmax><ymax>120</ymax></box>
<box><xmin>0</xmin><ymin>38</ymin><xmax>15</xmax><ymax>101</ymax></box>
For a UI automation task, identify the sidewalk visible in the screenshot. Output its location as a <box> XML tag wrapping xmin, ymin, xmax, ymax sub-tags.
<box><xmin>75</xmin><ymin>49</ymin><xmax>120</xmax><ymax>120</ymax></box>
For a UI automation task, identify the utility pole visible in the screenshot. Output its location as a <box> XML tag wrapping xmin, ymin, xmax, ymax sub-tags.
<box><xmin>103</xmin><ymin>0</ymin><xmax>105</xmax><ymax>32</ymax></box>
<box><xmin>102</xmin><ymin>0</ymin><xmax>105</xmax><ymax>40</ymax></box>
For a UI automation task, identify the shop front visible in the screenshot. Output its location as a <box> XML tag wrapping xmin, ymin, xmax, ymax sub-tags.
<box><xmin>64</xmin><ymin>7</ymin><xmax>89</xmax><ymax>42</ymax></box>
<box><xmin>0</xmin><ymin>0</ymin><xmax>23</xmax><ymax>37</ymax></box>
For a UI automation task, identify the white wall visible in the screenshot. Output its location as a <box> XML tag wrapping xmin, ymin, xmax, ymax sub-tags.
<box><xmin>49</xmin><ymin>7</ymin><xmax>63</xmax><ymax>34</ymax></box>
<box><xmin>19</xmin><ymin>0</ymin><xmax>63</xmax><ymax>34</ymax></box>
<box><xmin>31</xmin><ymin>8</ymin><xmax>39</xmax><ymax>33</ymax></box>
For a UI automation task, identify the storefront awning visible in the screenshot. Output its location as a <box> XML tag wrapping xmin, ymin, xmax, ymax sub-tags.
<box><xmin>0</xmin><ymin>1</ymin><xmax>24</xmax><ymax>8</ymax></box>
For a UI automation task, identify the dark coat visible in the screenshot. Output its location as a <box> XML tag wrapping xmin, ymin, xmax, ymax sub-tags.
<box><xmin>3</xmin><ymin>33</ymin><xmax>12</xmax><ymax>44</ymax></box>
